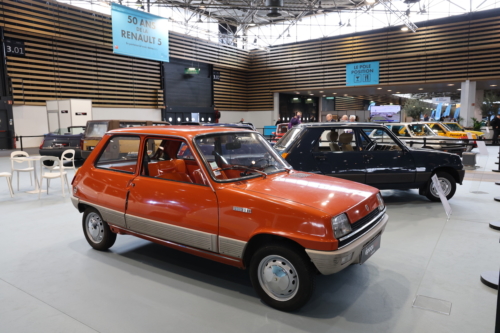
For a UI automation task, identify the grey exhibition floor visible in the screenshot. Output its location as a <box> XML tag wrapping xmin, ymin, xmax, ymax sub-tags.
<box><xmin>0</xmin><ymin>148</ymin><xmax>499</xmax><ymax>333</ymax></box>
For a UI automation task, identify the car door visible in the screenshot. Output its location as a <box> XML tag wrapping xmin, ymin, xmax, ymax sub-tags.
<box><xmin>124</xmin><ymin>137</ymin><xmax>219</xmax><ymax>252</ymax></box>
<box><xmin>88</xmin><ymin>135</ymin><xmax>142</xmax><ymax>228</ymax></box>
<box><xmin>311</xmin><ymin>127</ymin><xmax>366</xmax><ymax>183</ymax></box>
<box><xmin>358</xmin><ymin>127</ymin><xmax>416</xmax><ymax>185</ymax></box>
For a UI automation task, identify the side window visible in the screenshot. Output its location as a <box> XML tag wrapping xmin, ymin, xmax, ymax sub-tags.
<box><xmin>95</xmin><ymin>136</ymin><xmax>141</xmax><ymax>173</ymax></box>
<box><xmin>391</xmin><ymin>125</ymin><xmax>409</xmax><ymax>137</ymax></box>
<box><xmin>433</xmin><ymin>124</ymin><xmax>445</xmax><ymax>133</ymax></box>
<box><xmin>318</xmin><ymin>128</ymin><xmax>358</xmax><ymax>152</ymax></box>
<box><xmin>141</xmin><ymin>138</ymin><xmax>208</xmax><ymax>185</ymax></box>
<box><xmin>361</xmin><ymin>128</ymin><xmax>402</xmax><ymax>151</ymax></box>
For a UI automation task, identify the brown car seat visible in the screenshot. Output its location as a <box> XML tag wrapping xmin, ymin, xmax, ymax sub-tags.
<box><xmin>339</xmin><ymin>133</ymin><xmax>354</xmax><ymax>151</ymax></box>
<box><xmin>328</xmin><ymin>131</ymin><xmax>341</xmax><ymax>151</ymax></box>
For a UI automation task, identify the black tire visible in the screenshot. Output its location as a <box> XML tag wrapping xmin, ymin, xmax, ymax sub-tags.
<box><xmin>249</xmin><ymin>244</ymin><xmax>315</xmax><ymax>312</ymax></box>
<box><xmin>425</xmin><ymin>172</ymin><xmax>457</xmax><ymax>202</ymax></box>
<box><xmin>82</xmin><ymin>207</ymin><xmax>117</xmax><ymax>251</ymax></box>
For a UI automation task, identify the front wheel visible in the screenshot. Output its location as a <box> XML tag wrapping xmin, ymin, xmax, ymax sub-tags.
<box><xmin>249</xmin><ymin>244</ymin><xmax>315</xmax><ymax>312</ymax></box>
<box><xmin>425</xmin><ymin>172</ymin><xmax>457</xmax><ymax>202</ymax></box>
<box><xmin>82</xmin><ymin>207</ymin><xmax>117</xmax><ymax>251</ymax></box>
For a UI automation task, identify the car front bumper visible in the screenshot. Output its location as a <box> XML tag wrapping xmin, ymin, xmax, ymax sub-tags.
<box><xmin>305</xmin><ymin>213</ymin><xmax>389</xmax><ymax>275</ymax></box>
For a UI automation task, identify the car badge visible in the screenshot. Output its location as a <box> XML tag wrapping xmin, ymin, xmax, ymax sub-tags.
<box><xmin>233</xmin><ymin>206</ymin><xmax>252</xmax><ymax>214</ymax></box>
<box><xmin>365</xmin><ymin>205</ymin><xmax>370</xmax><ymax>212</ymax></box>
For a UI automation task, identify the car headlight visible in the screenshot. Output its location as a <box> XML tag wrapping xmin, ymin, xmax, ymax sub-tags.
<box><xmin>331</xmin><ymin>213</ymin><xmax>352</xmax><ymax>239</ymax></box>
<box><xmin>376</xmin><ymin>193</ymin><xmax>385</xmax><ymax>211</ymax></box>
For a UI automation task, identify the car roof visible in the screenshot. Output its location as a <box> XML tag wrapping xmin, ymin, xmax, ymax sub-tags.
<box><xmin>107</xmin><ymin>125</ymin><xmax>251</xmax><ymax>140</ymax></box>
<box><xmin>296</xmin><ymin>122</ymin><xmax>386</xmax><ymax>128</ymax></box>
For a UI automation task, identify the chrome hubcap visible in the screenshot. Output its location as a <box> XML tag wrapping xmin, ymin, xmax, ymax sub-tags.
<box><xmin>86</xmin><ymin>212</ymin><xmax>104</xmax><ymax>243</ymax></box>
<box><xmin>258</xmin><ymin>255</ymin><xmax>299</xmax><ymax>301</ymax></box>
<box><xmin>430</xmin><ymin>177</ymin><xmax>452</xmax><ymax>198</ymax></box>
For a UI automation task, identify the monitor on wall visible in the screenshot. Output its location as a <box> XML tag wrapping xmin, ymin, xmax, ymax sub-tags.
<box><xmin>370</xmin><ymin>105</ymin><xmax>401</xmax><ymax>122</ymax></box>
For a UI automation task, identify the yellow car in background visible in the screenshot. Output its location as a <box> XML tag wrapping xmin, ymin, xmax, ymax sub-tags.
<box><xmin>442</xmin><ymin>122</ymin><xmax>484</xmax><ymax>139</ymax></box>
<box><xmin>426</xmin><ymin>122</ymin><xmax>476</xmax><ymax>151</ymax></box>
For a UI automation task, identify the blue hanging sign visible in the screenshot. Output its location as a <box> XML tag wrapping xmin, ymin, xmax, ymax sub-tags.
<box><xmin>443</xmin><ymin>104</ymin><xmax>451</xmax><ymax>117</ymax></box>
<box><xmin>454</xmin><ymin>107</ymin><xmax>461</xmax><ymax>119</ymax></box>
<box><xmin>346</xmin><ymin>61</ymin><xmax>379</xmax><ymax>86</ymax></box>
<box><xmin>434</xmin><ymin>103</ymin><xmax>443</xmax><ymax>120</ymax></box>
<box><xmin>111</xmin><ymin>3</ymin><xmax>169</xmax><ymax>62</ymax></box>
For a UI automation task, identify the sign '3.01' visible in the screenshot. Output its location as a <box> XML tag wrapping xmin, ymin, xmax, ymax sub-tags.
<box><xmin>4</xmin><ymin>39</ymin><xmax>26</xmax><ymax>57</ymax></box>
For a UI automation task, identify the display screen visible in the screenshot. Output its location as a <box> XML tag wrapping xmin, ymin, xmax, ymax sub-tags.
<box><xmin>370</xmin><ymin>105</ymin><xmax>401</xmax><ymax>122</ymax></box>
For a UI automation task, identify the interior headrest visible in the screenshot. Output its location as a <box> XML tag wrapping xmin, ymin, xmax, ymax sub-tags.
<box><xmin>328</xmin><ymin>131</ymin><xmax>338</xmax><ymax>142</ymax></box>
<box><xmin>338</xmin><ymin>133</ymin><xmax>353</xmax><ymax>144</ymax></box>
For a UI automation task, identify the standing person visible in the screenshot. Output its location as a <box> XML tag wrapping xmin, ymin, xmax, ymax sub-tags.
<box><xmin>423</xmin><ymin>113</ymin><xmax>429</xmax><ymax>121</ymax></box>
<box><xmin>491</xmin><ymin>114</ymin><xmax>500</xmax><ymax>145</ymax></box>
<box><xmin>340</xmin><ymin>115</ymin><xmax>348</xmax><ymax>122</ymax></box>
<box><xmin>275</xmin><ymin>117</ymin><xmax>282</xmax><ymax>126</ymax></box>
<box><xmin>326</xmin><ymin>114</ymin><xmax>333</xmax><ymax>122</ymax></box>
<box><xmin>239</xmin><ymin>118</ymin><xmax>244</xmax><ymax>123</ymax></box>
<box><xmin>288</xmin><ymin>111</ymin><xmax>302</xmax><ymax>129</ymax></box>
<box><xmin>349</xmin><ymin>115</ymin><xmax>356</xmax><ymax>122</ymax></box>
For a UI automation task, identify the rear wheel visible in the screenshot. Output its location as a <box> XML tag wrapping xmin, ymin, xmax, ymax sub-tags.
<box><xmin>425</xmin><ymin>172</ymin><xmax>456</xmax><ymax>202</ymax></box>
<box><xmin>249</xmin><ymin>244</ymin><xmax>315</xmax><ymax>312</ymax></box>
<box><xmin>82</xmin><ymin>207</ymin><xmax>117</xmax><ymax>251</ymax></box>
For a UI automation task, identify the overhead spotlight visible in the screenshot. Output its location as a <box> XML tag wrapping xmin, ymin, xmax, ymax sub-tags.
<box><xmin>266</xmin><ymin>0</ymin><xmax>283</xmax><ymax>17</ymax></box>
<box><xmin>248</xmin><ymin>18</ymin><xmax>256</xmax><ymax>26</ymax></box>
<box><xmin>346</xmin><ymin>19</ymin><xmax>351</xmax><ymax>27</ymax></box>
<box><xmin>197</xmin><ymin>14</ymin><xmax>203</xmax><ymax>23</ymax></box>
<box><xmin>317</xmin><ymin>1</ymin><xmax>323</xmax><ymax>13</ymax></box>
<box><xmin>405</xmin><ymin>8</ymin><xmax>411</xmax><ymax>16</ymax></box>
<box><xmin>366</xmin><ymin>0</ymin><xmax>375</xmax><ymax>3</ymax></box>
<box><xmin>118</xmin><ymin>0</ymin><xmax>122</xmax><ymax>4</ymax></box>
<box><xmin>199</xmin><ymin>0</ymin><xmax>206</xmax><ymax>9</ymax></box>
<box><xmin>286</xmin><ymin>32</ymin><xmax>291</xmax><ymax>38</ymax></box>
<box><xmin>319</xmin><ymin>91</ymin><xmax>323</xmax><ymax>93</ymax></box>
<box><xmin>253</xmin><ymin>38</ymin><xmax>257</xmax><ymax>44</ymax></box>
<box><xmin>401</xmin><ymin>26</ymin><xmax>409</xmax><ymax>31</ymax></box>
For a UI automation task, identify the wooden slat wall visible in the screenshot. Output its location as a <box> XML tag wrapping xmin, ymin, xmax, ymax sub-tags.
<box><xmin>0</xmin><ymin>0</ymin><xmax>249</xmax><ymax>108</ymax></box>
<box><xmin>334</xmin><ymin>97</ymin><xmax>364</xmax><ymax>111</ymax></box>
<box><xmin>247</xmin><ymin>11</ymin><xmax>500</xmax><ymax>110</ymax></box>
<box><xmin>213</xmin><ymin>66</ymin><xmax>248</xmax><ymax>111</ymax></box>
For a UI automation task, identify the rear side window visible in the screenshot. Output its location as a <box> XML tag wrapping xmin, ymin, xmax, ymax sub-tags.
<box><xmin>85</xmin><ymin>122</ymin><xmax>108</xmax><ymax>138</ymax></box>
<box><xmin>119</xmin><ymin>122</ymin><xmax>147</xmax><ymax>128</ymax></box>
<box><xmin>95</xmin><ymin>136</ymin><xmax>141</xmax><ymax>174</ymax></box>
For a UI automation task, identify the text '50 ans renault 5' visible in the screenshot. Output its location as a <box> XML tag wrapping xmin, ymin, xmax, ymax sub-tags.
<box><xmin>71</xmin><ymin>126</ymin><xmax>388</xmax><ymax>311</ymax></box>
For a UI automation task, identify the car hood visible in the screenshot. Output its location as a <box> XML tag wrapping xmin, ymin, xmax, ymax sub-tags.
<box><xmin>229</xmin><ymin>171</ymin><xmax>379</xmax><ymax>216</ymax></box>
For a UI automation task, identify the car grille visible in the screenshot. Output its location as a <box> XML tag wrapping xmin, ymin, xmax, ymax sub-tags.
<box><xmin>338</xmin><ymin>208</ymin><xmax>384</xmax><ymax>248</ymax></box>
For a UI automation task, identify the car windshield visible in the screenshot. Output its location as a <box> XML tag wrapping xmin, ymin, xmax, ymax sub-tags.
<box><xmin>275</xmin><ymin>127</ymin><xmax>302</xmax><ymax>148</ymax></box>
<box><xmin>408</xmin><ymin>124</ymin><xmax>436</xmax><ymax>136</ymax></box>
<box><xmin>443</xmin><ymin>123</ymin><xmax>464</xmax><ymax>131</ymax></box>
<box><xmin>195</xmin><ymin>132</ymin><xmax>288</xmax><ymax>181</ymax></box>
<box><xmin>51</xmin><ymin>127</ymin><xmax>85</xmax><ymax>135</ymax></box>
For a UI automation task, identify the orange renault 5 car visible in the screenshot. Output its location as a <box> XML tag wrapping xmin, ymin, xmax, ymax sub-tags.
<box><xmin>71</xmin><ymin>126</ymin><xmax>388</xmax><ymax>311</ymax></box>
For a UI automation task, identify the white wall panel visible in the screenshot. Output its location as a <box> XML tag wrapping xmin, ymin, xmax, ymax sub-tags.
<box><xmin>13</xmin><ymin>106</ymin><xmax>48</xmax><ymax>148</ymax></box>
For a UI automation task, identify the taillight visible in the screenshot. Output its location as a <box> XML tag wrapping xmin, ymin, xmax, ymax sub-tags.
<box><xmin>39</xmin><ymin>141</ymin><xmax>45</xmax><ymax>149</ymax></box>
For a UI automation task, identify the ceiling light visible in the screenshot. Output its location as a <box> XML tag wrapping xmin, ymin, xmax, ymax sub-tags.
<box><xmin>333</xmin><ymin>93</ymin><xmax>337</xmax><ymax>94</ymax></box>
<box><xmin>396</xmin><ymin>92</ymin><xmax>400</xmax><ymax>93</ymax></box>
<box><xmin>447</xmin><ymin>84</ymin><xmax>454</xmax><ymax>86</ymax></box>
<box><xmin>248</xmin><ymin>17</ymin><xmax>256</xmax><ymax>26</ymax></box>
<box><xmin>310</xmin><ymin>94</ymin><xmax>314</xmax><ymax>96</ymax></box>
<box><xmin>401</xmin><ymin>26</ymin><xmax>409</xmax><ymax>31</ymax></box>
<box><xmin>366</xmin><ymin>0</ymin><xmax>375</xmax><ymax>3</ymax></box>
<box><xmin>346</xmin><ymin>19</ymin><xmax>351</xmax><ymax>27</ymax></box>
<box><xmin>387</xmin><ymin>90</ymin><xmax>392</xmax><ymax>92</ymax></box>
<box><xmin>457</xmin><ymin>88</ymin><xmax>461</xmax><ymax>91</ymax></box>
<box><xmin>199</xmin><ymin>0</ymin><xmax>206</xmax><ymax>9</ymax></box>
<box><xmin>491</xmin><ymin>84</ymin><xmax>498</xmax><ymax>87</ymax></box>
<box><xmin>418</xmin><ymin>88</ymin><xmax>423</xmax><ymax>90</ymax></box>
<box><xmin>323</xmin><ymin>95</ymin><xmax>326</xmax><ymax>97</ymax></box>
<box><xmin>319</xmin><ymin>91</ymin><xmax>323</xmax><ymax>93</ymax></box>
<box><xmin>296</xmin><ymin>91</ymin><xmax>300</xmax><ymax>94</ymax></box>
<box><xmin>377</xmin><ymin>88</ymin><xmax>382</xmax><ymax>90</ymax></box>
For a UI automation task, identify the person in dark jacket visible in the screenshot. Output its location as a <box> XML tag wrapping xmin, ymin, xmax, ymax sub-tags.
<box><xmin>288</xmin><ymin>112</ymin><xmax>302</xmax><ymax>129</ymax></box>
<box><xmin>491</xmin><ymin>114</ymin><xmax>500</xmax><ymax>144</ymax></box>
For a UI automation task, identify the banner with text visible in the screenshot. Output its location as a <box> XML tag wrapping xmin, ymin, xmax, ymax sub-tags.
<box><xmin>111</xmin><ymin>3</ymin><xmax>169</xmax><ymax>62</ymax></box>
<box><xmin>346</xmin><ymin>61</ymin><xmax>379</xmax><ymax>86</ymax></box>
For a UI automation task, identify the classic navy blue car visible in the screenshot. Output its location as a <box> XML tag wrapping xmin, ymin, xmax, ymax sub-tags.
<box><xmin>274</xmin><ymin>123</ymin><xmax>465</xmax><ymax>201</ymax></box>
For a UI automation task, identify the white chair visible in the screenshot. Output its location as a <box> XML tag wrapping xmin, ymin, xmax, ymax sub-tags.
<box><xmin>38</xmin><ymin>156</ymin><xmax>70</xmax><ymax>199</ymax></box>
<box><xmin>10</xmin><ymin>151</ymin><xmax>34</xmax><ymax>191</ymax></box>
<box><xmin>52</xmin><ymin>149</ymin><xmax>76</xmax><ymax>171</ymax></box>
<box><xmin>0</xmin><ymin>172</ymin><xmax>14</xmax><ymax>198</ymax></box>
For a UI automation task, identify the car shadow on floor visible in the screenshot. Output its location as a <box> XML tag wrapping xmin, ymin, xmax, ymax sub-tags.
<box><xmin>77</xmin><ymin>236</ymin><xmax>410</xmax><ymax>321</ymax></box>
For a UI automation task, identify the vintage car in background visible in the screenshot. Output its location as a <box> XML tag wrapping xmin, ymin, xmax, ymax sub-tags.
<box><xmin>425</xmin><ymin>122</ymin><xmax>477</xmax><ymax>151</ymax></box>
<box><xmin>274</xmin><ymin>123</ymin><xmax>465</xmax><ymax>202</ymax></box>
<box><xmin>441</xmin><ymin>121</ymin><xmax>484</xmax><ymax>139</ymax></box>
<box><xmin>39</xmin><ymin>126</ymin><xmax>86</xmax><ymax>162</ymax></box>
<box><xmin>271</xmin><ymin>123</ymin><xmax>289</xmax><ymax>143</ymax></box>
<box><xmin>81</xmin><ymin>120</ymin><xmax>170</xmax><ymax>159</ymax></box>
<box><xmin>386</xmin><ymin>123</ymin><xmax>467</xmax><ymax>155</ymax></box>
<box><xmin>71</xmin><ymin>126</ymin><xmax>388</xmax><ymax>311</ymax></box>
